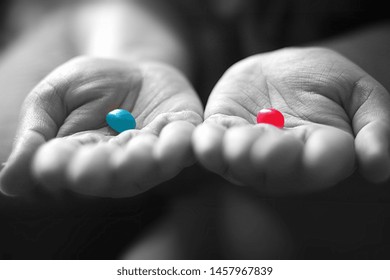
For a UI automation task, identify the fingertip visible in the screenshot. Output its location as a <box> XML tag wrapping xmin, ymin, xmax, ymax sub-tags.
<box><xmin>222</xmin><ymin>126</ymin><xmax>265</xmax><ymax>185</ymax></box>
<box><xmin>302</xmin><ymin>126</ymin><xmax>355</xmax><ymax>190</ymax></box>
<box><xmin>154</xmin><ymin>121</ymin><xmax>195</xmax><ymax>178</ymax></box>
<box><xmin>355</xmin><ymin>122</ymin><xmax>390</xmax><ymax>183</ymax></box>
<box><xmin>0</xmin><ymin>163</ymin><xmax>36</xmax><ymax>197</ymax></box>
<box><xmin>192</xmin><ymin>123</ymin><xmax>226</xmax><ymax>174</ymax></box>
<box><xmin>0</xmin><ymin>130</ymin><xmax>46</xmax><ymax>196</ymax></box>
<box><xmin>223</xmin><ymin>126</ymin><xmax>254</xmax><ymax>165</ymax></box>
<box><xmin>359</xmin><ymin>149</ymin><xmax>390</xmax><ymax>183</ymax></box>
<box><xmin>250</xmin><ymin>131</ymin><xmax>303</xmax><ymax>191</ymax></box>
<box><xmin>67</xmin><ymin>144</ymin><xmax>113</xmax><ymax>196</ymax></box>
<box><xmin>32</xmin><ymin>139</ymin><xmax>78</xmax><ymax>192</ymax></box>
<box><xmin>113</xmin><ymin>133</ymin><xmax>158</xmax><ymax>193</ymax></box>
<box><xmin>0</xmin><ymin>165</ymin><xmax>22</xmax><ymax>197</ymax></box>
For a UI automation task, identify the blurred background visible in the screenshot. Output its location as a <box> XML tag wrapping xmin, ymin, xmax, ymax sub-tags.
<box><xmin>0</xmin><ymin>0</ymin><xmax>390</xmax><ymax>259</ymax></box>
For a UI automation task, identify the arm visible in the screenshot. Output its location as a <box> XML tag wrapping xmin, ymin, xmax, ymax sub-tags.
<box><xmin>70</xmin><ymin>0</ymin><xmax>194</xmax><ymax>77</ymax></box>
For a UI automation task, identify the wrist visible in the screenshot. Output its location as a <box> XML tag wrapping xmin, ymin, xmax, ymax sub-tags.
<box><xmin>70</xmin><ymin>1</ymin><xmax>194</xmax><ymax>79</ymax></box>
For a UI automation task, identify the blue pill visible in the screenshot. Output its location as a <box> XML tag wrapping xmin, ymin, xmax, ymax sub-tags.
<box><xmin>106</xmin><ymin>109</ymin><xmax>136</xmax><ymax>133</ymax></box>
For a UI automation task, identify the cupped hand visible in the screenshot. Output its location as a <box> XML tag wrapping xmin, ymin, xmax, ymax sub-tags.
<box><xmin>0</xmin><ymin>56</ymin><xmax>203</xmax><ymax>197</ymax></box>
<box><xmin>193</xmin><ymin>47</ymin><xmax>390</xmax><ymax>195</ymax></box>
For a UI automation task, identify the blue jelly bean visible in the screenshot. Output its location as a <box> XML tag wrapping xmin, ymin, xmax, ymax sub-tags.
<box><xmin>106</xmin><ymin>109</ymin><xmax>136</xmax><ymax>133</ymax></box>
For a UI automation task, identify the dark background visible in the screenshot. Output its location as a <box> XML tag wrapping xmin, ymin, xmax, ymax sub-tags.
<box><xmin>1</xmin><ymin>0</ymin><xmax>390</xmax><ymax>259</ymax></box>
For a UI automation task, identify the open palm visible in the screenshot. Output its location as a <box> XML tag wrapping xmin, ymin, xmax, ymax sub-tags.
<box><xmin>0</xmin><ymin>57</ymin><xmax>203</xmax><ymax>197</ymax></box>
<box><xmin>193</xmin><ymin>47</ymin><xmax>390</xmax><ymax>194</ymax></box>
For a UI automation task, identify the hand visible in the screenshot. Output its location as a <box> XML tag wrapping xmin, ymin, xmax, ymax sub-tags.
<box><xmin>0</xmin><ymin>56</ymin><xmax>203</xmax><ymax>197</ymax></box>
<box><xmin>193</xmin><ymin>47</ymin><xmax>390</xmax><ymax>195</ymax></box>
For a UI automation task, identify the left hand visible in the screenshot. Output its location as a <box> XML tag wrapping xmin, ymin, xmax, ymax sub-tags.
<box><xmin>193</xmin><ymin>47</ymin><xmax>390</xmax><ymax>195</ymax></box>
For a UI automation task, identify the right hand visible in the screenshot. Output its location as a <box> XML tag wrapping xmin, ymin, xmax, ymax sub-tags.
<box><xmin>0</xmin><ymin>56</ymin><xmax>203</xmax><ymax>198</ymax></box>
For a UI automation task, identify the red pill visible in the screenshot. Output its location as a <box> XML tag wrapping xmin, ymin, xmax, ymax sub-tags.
<box><xmin>256</xmin><ymin>108</ymin><xmax>284</xmax><ymax>128</ymax></box>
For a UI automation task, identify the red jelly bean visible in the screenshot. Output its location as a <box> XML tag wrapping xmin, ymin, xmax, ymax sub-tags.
<box><xmin>256</xmin><ymin>108</ymin><xmax>284</xmax><ymax>128</ymax></box>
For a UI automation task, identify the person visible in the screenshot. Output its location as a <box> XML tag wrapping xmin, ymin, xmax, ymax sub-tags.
<box><xmin>1</xmin><ymin>0</ymin><xmax>390</xmax><ymax>258</ymax></box>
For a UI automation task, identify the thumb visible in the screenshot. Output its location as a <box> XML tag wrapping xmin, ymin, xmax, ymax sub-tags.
<box><xmin>351</xmin><ymin>76</ymin><xmax>390</xmax><ymax>183</ymax></box>
<box><xmin>0</xmin><ymin>81</ymin><xmax>64</xmax><ymax>196</ymax></box>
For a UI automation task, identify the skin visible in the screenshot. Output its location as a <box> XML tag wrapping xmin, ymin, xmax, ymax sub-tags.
<box><xmin>0</xmin><ymin>0</ymin><xmax>202</xmax><ymax>198</ymax></box>
<box><xmin>193</xmin><ymin>47</ymin><xmax>390</xmax><ymax>195</ymax></box>
<box><xmin>121</xmin><ymin>45</ymin><xmax>390</xmax><ymax>259</ymax></box>
<box><xmin>2</xmin><ymin>0</ymin><xmax>390</xmax><ymax>260</ymax></box>
<box><xmin>0</xmin><ymin>57</ymin><xmax>203</xmax><ymax>197</ymax></box>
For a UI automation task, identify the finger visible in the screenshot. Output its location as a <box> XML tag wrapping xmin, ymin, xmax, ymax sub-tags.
<box><xmin>32</xmin><ymin>138</ymin><xmax>80</xmax><ymax>193</ymax></box>
<box><xmin>222</xmin><ymin>125</ymin><xmax>267</xmax><ymax>186</ymax></box>
<box><xmin>67</xmin><ymin>143</ymin><xmax>117</xmax><ymax>196</ymax></box>
<box><xmin>192</xmin><ymin>122</ymin><xmax>226</xmax><ymax>175</ymax></box>
<box><xmin>0</xmin><ymin>82</ymin><xmax>64</xmax><ymax>196</ymax></box>
<box><xmin>199</xmin><ymin>59</ymin><xmax>269</xmax><ymax>182</ymax></box>
<box><xmin>155</xmin><ymin>121</ymin><xmax>195</xmax><ymax>179</ymax></box>
<box><xmin>250</xmin><ymin>128</ymin><xmax>304</xmax><ymax>194</ymax></box>
<box><xmin>351</xmin><ymin>77</ymin><xmax>390</xmax><ymax>183</ymax></box>
<box><xmin>111</xmin><ymin>133</ymin><xmax>158</xmax><ymax>197</ymax></box>
<box><xmin>355</xmin><ymin>121</ymin><xmax>390</xmax><ymax>183</ymax></box>
<box><xmin>301</xmin><ymin>125</ymin><xmax>355</xmax><ymax>190</ymax></box>
<box><xmin>108</xmin><ymin>129</ymin><xmax>143</xmax><ymax>146</ymax></box>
